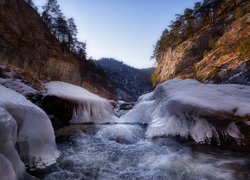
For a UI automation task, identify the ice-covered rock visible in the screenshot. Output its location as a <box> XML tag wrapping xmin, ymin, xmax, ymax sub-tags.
<box><xmin>120</xmin><ymin>79</ymin><xmax>250</xmax><ymax>144</ymax></box>
<box><xmin>0</xmin><ymin>154</ymin><xmax>17</xmax><ymax>180</ymax></box>
<box><xmin>45</xmin><ymin>81</ymin><xmax>116</xmax><ymax>124</ymax></box>
<box><xmin>0</xmin><ymin>85</ymin><xmax>59</xmax><ymax>171</ymax></box>
<box><xmin>0</xmin><ymin>78</ymin><xmax>39</xmax><ymax>98</ymax></box>
<box><xmin>0</xmin><ymin>107</ymin><xmax>26</xmax><ymax>179</ymax></box>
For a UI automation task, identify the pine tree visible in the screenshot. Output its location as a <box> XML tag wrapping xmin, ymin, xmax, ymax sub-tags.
<box><xmin>75</xmin><ymin>41</ymin><xmax>87</xmax><ymax>60</ymax></box>
<box><xmin>193</xmin><ymin>2</ymin><xmax>202</xmax><ymax>27</ymax></box>
<box><xmin>42</xmin><ymin>0</ymin><xmax>61</xmax><ymax>35</ymax></box>
<box><xmin>67</xmin><ymin>18</ymin><xmax>78</xmax><ymax>51</ymax></box>
<box><xmin>56</xmin><ymin>12</ymin><xmax>69</xmax><ymax>45</ymax></box>
<box><xmin>173</xmin><ymin>14</ymin><xmax>185</xmax><ymax>38</ymax></box>
<box><xmin>183</xmin><ymin>8</ymin><xmax>194</xmax><ymax>38</ymax></box>
<box><xmin>202</xmin><ymin>0</ymin><xmax>217</xmax><ymax>22</ymax></box>
<box><xmin>41</xmin><ymin>0</ymin><xmax>87</xmax><ymax>58</ymax></box>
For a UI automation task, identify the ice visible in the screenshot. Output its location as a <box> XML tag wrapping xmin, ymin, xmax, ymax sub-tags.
<box><xmin>0</xmin><ymin>78</ymin><xmax>38</xmax><ymax>97</ymax></box>
<box><xmin>45</xmin><ymin>81</ymin><xmax>115</xmax><ymax>124</ymax></box>
<box><xmin>120</xmin><ymin>79</ymin><xmax>250</xmax><ymax>144</ymax></box>
<box><xmin>226</xmin><ymin>122</ymin><xmax>244</xmax><ymax>144</ymax></box>
<box><xmin>0</xmin><ymin>85</ymin><xmax>59</xmax><ymax>169</ymax></box>
<box><xmin>0</xmin><ymin>107</ymin><xmax>26</xmax><ymax>179</ymax></box>
<box><xmin>0</xmin><ymin>154</ymin><xmax>17</xmax><ymax>180</ymax></box>
<box><xmin>190</xmin><ymin>118</ymin><xmax>213</xmax><ymax>144</ymax></box>
<box><xmin>118</xmin><ymin>100</ymin><xmax>155</xmax><ymax>124</ymax></box>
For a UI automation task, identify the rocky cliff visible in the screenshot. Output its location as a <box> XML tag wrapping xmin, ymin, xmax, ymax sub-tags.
<box><xmin>155</xmin><ymin>1</ymin><xmax>250</xmax><ymax>85</ymax></box>
<box><xmin>0</xmin><ymin>0</ymin><xmax>115</xmax><ymax>98</ymax></box>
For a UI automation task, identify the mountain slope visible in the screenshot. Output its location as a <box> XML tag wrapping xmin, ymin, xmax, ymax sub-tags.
<box><xmin>154</xmin><ymin>0</ymin><xmax>250</xmax><ymax>85</ymax></box>
<box><xmin>0</xmin><ymin>0</ymin><xmax>115</xmax><ymax>99</ymax></box>
<box><xmin>94</xmin><ymin>58</ymin><xmax>153</xmax><ymax>101</ymax></box>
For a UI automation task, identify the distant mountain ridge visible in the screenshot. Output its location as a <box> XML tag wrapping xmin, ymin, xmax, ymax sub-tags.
<box><xmin>94</xmin><ymin>58</ymin><xmax>153</xmax><ymax>101</ymax></box>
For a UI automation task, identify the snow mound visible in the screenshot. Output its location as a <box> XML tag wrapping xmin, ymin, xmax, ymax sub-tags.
<box><xmin>45</xmin><ymin>81</ymin><xmax>115</xmax><ymax>124</ymax></box>
<box><xmin>120</xmin><ymin>79</ymin><xmax>250</xmax><ymax>144</ymax></box>
<box><xmin>0</xmin><ymin>85</ymin><xmax>59</xmax><ymax>170</ymax></box>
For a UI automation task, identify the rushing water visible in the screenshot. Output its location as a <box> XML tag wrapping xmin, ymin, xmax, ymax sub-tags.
<box><xmin>40</xmin><ymin>124</ymin><xmax>250</xmax><ymax>180</ymax></box>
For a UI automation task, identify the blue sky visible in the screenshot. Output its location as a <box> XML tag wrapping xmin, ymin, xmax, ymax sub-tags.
<box><xmin>34</xmin><ymin>0</ymin><xmax>200</xmax><ymax>68</ymax></box>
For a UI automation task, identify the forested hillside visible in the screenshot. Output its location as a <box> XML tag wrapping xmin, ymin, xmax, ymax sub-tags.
<box><xmin>95</xmin><ymin>58</ymin><xmax>153</xmax><ymax>101</ymax></box>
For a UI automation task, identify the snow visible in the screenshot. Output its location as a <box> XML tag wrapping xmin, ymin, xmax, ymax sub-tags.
<box><xmin>0</xmin><ymin>107</ymin><xmax>26</xmax><ymax>179</ymax></box>
<box><xmin>0</xmin><ymin>154</ymin><xmax>17</xmax><ymax>180</ymax></box>
<box><xmin>0</xmin><ymin>85</ymin><xmax>59</xmax><ymax>171</ymax></box>
<box><xmin>45</xmin><ymin>81</ymin><xmax>115</xmax><ymax>124</ymax></box>
<box><xmin>120</xmin><ymin>79</ymin><xmax>250</xmax><ymax>144</ymax></box>
<box><xmin>0</xmin><ymin>78</ymin><xmax>38</xmax><ymax>97</ymax></box>
<box><xmin>0</xmin><ymin>64</ymin><xmax>16</xmax><ymax>78</ymax></box>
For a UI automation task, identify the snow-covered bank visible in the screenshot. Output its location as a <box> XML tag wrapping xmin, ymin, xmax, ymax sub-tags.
<box><xmin>0</xmin><ymin>85</ymin><xmax>59</xmax><ymax>178</ymax></box>
<box><xmin>120</xmin><ymin>79</ymin><xmax>250</xmax><ymax>145</ymax></box>
<box><xmin>44</xmin><ymin>81</ymin><xmax>116</xmax><ymax>124</ymax></box>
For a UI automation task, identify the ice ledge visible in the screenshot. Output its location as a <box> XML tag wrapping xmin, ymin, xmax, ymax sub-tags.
<box><xmin>44</xmin><ymin>81</ymin><xmax>116</xmax><ymax>124</ymax></box>
<box><xmin>120</xmin><ymin>79</ymin><xmax>250</xmax><ymax>145</ymax></box>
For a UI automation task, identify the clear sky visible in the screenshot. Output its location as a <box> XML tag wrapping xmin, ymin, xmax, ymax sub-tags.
<box><xmin>34</xmin><ymin>0</ymin><xmax>200</xmax><ymax>68</ymax></box>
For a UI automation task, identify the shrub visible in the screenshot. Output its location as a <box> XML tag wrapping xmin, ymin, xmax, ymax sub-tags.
<box><xmin>203</xmin><ymin>50</ymin><xmax>209</xmax><ymax>57</ymax></box>
<box><xmin>237</xmin><ymin>38</ymin><xmax>250</xmax><ymax>54</ymax></box>
<box><xmin>208</xmin><ymin>38</ymin><xmax>216</xmax><ymax>49</ymax></box>
<box><xmin>150</xmin><ymin>69</ymin><xmax>158</xmax><ymax>86</ymax></box>
<box><xmin>234</xmin><ymin>7</ymin><xmax>243</xmax><ymax>19</ymax></box>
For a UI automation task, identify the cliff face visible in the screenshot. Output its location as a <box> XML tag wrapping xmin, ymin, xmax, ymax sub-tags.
<box><xmin>155</xmin><ymin>2</ymin><xmax>250</xmax><ymax>85</ymax></box>
<box><xmin>0</xmin><ymin>0</ymin><xmax>115</xmax><ymax>98</ymax></box>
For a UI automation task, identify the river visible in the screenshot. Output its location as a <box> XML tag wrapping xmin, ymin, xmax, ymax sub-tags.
<box><xmin>32</xmin><ymin>124</ymin><xmax>250</xmax><ymax>180</ymax></box>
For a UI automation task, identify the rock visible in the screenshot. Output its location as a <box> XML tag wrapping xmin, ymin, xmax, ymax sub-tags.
<box><xmin>55</xmin><ymin>124</ymin><xmax>101</xmax><ymax>138</ymax></box>
<box><xmin>41</xmin><ymin>96</ymin><xmax>74</xmax><ymax>130</ymax></box>
<box><xmin>119</xmin><ymin>102</ymin><xmax>135</xmax><ymax>110</ymax></box>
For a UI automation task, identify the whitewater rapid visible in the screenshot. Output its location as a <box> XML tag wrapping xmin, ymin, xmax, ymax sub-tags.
<box><xmin>41</xmin><ymin>124</ymin><xmax>250</xmax><ymax>180</ymax></box>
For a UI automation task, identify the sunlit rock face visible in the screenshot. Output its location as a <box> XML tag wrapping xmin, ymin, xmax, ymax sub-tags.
<box><xmin>0</xmin><ymin>84</ymin><xmax>59</xmax><ymax>179</ymax></box>
<box><xmin>119</xmin><ymin>79</ymin><xmax>250</xmax><ymax>149</ymax></box>
<box><xmin>155</xmin><ymin>13</ymin><xmax>250</xmax><ymax>85</ymax></box>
